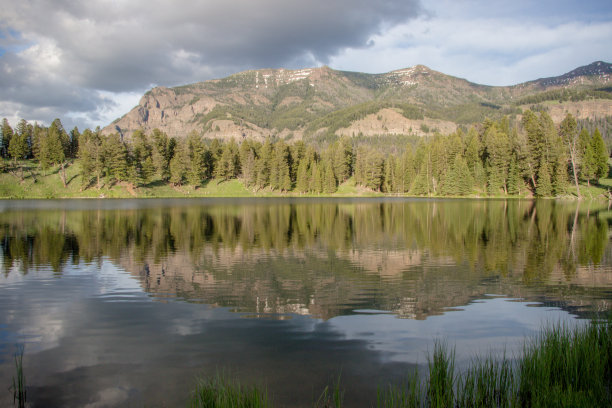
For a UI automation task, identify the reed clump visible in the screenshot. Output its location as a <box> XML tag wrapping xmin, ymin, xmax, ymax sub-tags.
<box><xmin>189</xmin><ymin>373</ymin><xmax>271</xmax><ymax>408</ymax></box>
<box><xmin>189</xmin><ymin>318</ymin><xmax>612</xmax><ymax>407</ymax></box>
<box><xmin>377</xmin><ymin>318</ymin><xmax>612</xmax><ymax>407</ymax></box>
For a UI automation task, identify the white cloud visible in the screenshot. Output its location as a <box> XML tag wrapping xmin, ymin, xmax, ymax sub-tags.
<box><xmin>0</xmin><ymin>0</ymin><xmax>423</xmax><ymax>129</ymax></box>
<box><xmin>0</xmin><ymin>0</ymin><xmax>611</xmax><ymax>129</ymax></box>
<box><xmin>329</xmin><ymin>16</ymin><xmax>612</xmax><ymax>85</ymax></box>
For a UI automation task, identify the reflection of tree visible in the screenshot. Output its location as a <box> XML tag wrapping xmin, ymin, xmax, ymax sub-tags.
<box><xmin>1</xmin><ymin>200</ymin><xmax>611</xmax><ymax>316</ymax></box>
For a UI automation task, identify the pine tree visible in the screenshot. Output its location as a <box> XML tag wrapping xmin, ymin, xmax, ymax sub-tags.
<box><xmin>559</xmin><ymin>113</ymin><xmax>580</xmax><ymax>197</ymax></box>
<box><xmin>401</xmin><ymin>148</ymin><xmax>416</xmax><ymax>193</ymax></box>
<box><xmin>591</xmin><ymin>128</ymin><xmax>608</xmax><ymax>180</ymax></box>
<box><xmin>239</xmin><ymin>140</ymin><xmax>257</xmax><ymax>186</ymax></box>
<box><xmin>507</xmin><ymin>156</ymin><xmax>521</xmax><ymax>196</ymax></box>
<box><xmin>8</xmin><ymin>131</ymin><xmax>28</xmax><ymax>165</ymax></box>
<box><xmin>323</xmin><ymin>159</ymin><xmax>336</xmax><ymax>194</ymax></box>
<box><xmin>15</xmin><ymin>119</ymin><xmax>32</xmax><ymax>159</ymax></box>
<box><xmin>78</xmin><ymin>129</ymin><xmax>103</xmax><ymax>189</ymax></box>
<box><xmin>255</xmin><ymin>140</ymin><xmax>272</xmax><ymax>189</ymax></box>
<box><xmin>309</xmin><ymin>161</ymin><xmax>322</xmax><ymax>194</ymax></box>
<box><xmin>187</xmin><ymin>131</ymin><xmax>208</xmax><ymax>187</ymax></box>
<box><xmin>522</xmin><ymin>109</ymin><xmax>543</xmax><ymax>190</ymax></box>
<box><xmin>577</xmin><ymin>128</ymin><xmax>596</xmax><ymax>185</ymax></box>
<box><xmin>215</xmin><ymin>140</ymin><xmax>238</xmax><ymax>181</ymax></box>
<box><xmin>129</xmin><ymin>130</ymin><xmax>154</xmax><ymax>187</ymax></box>
<box><xmin>1</xmin><ymin>118</ymin><xmax>14</xmax><ymax>158</ymax></box>
<box><xmin>484</xmin><ymin>125</ymin><xmax>511</xmax><ymax>195</ymax></box>
<box><xmin>151</xmin><ymin>129</ymin><xmax>175</xmax><ymax>181</ymax></box>
<box><xmin>101</xmin><ymin>133</ymin><xmax>128</xmax><ymax>184</ymax></box>
<box><xmin>333</xmin><ymin>136</ymin><xmax>353</xmax><ymax>183</ymax></box>
<box><xmin>296</xmin><ymin>157</ymin><xmax>310</xmax><ymax>193</ymax></box>
<box><xmin>536</xmin><ymin>159</ymin><xmax>553</xmax><ymax>197</ymax></box>
<box><xmin>69</xmin><ymin>127</ymin><xmax>80</xmax><ymax>159</ymax></box>
<box><xmin>169</xmin><ymin>140</ymin><xmax>189</xmax><ymax>186</ymax></box>
<box><xmin>364</xmin><ymin>150</ymin><xmax>384</xmax><ymax>191</ymax></box>
<box><xmin>39</xmin><ymin>119</ymin><xmax>68</xmax><ymax>186</ymax></box>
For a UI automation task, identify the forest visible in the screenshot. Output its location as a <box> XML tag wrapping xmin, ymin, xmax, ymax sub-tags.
<box><xmin>0</xmin><ymin>110</ymin><xmax>608</xmax><ymax>197</ymax></box>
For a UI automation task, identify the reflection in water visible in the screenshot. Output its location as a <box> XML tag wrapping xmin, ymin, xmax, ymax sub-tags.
<box><xmin>1</xmin><ymin>199</ymin><xmax>611</xmax><ymax>407</ymax></box>
<box><xmin>1</xmin><ymin>199</ymin><xmax>611</xmax><ymax>319</ymax></box>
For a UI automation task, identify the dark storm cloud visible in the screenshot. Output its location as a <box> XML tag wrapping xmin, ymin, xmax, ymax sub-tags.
<box><xmin>0</xmin><ymin>0</ymin><xmax>423</xmax><ymax>127</ymax></box>
<box><xmin>2</xmin><ymin>1</ymin><xmax>423</xmax><ymax>92</ymax></box>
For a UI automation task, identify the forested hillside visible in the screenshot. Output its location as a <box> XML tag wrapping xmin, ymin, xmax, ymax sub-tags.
<box><xmin>1</xmin><ymin>110</ymin><xmax>608</xmax><ymax>198</ymax></box>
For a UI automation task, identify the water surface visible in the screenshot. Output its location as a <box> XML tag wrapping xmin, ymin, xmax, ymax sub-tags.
<box><xmin>1</xmin><ymin>198</ymin><xmax>611</xmax><ymax>407</ymax></box>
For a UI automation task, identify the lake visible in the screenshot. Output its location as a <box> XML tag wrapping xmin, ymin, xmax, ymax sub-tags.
<box><xmin>0</xmin><ymin>198</ymin><xmax>611</xmax><ymax>407</ymax></box>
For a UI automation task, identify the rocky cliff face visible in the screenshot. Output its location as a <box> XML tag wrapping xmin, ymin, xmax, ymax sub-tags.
<box><xmin>103</xmin><ymin>62</ymin><xmax>612</xmax><ymax>140</ymax></box>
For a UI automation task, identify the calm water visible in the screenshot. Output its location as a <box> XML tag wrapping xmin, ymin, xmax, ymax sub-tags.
<box><xmin>1</xmin><ymin>198</ymin><xmax>611</xmax><ymax>407</ymax></box>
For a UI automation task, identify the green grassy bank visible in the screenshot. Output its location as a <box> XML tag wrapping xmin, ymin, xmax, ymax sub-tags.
<box><xmin>190</xmin><ymin>318</ymin><xmax>612</xmax><ymax>408</ymax></box>
<box><xmin>2</xmin><ymin>159</ymin><xmax>612</xmax><ymax>200</ymax></box>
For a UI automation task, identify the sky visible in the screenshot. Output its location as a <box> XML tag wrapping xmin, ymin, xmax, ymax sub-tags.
<box><xmin>0</xmin><ymin>0</ymin><xmax>611</xmax><ymax>131</ymax></box>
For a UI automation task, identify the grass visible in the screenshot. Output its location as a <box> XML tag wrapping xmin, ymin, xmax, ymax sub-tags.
<box><xmin>10</xmin><ymin>345</ymin><xmax>26</xmax><ymax>408</ymax></box>
<box><xmin>376</xmin><ymin>318</ymin><xmax>612</xmax><ymax>408</ymax></box>
<box><xmin>190</xmin><ymin>318</ymin><xmax>612</xmax><ymax>408</ymax></box>
<box><xmin>2</xmin><ymin>159</ymin><xmax>612</xmax><ymax>200</ymax></box>
<box><xmin>190</xmin><ymin>373</ymin><xmax>271</xmax><ymax>408</ymax></box>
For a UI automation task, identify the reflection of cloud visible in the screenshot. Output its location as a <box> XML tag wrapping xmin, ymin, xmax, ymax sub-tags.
<box><xmin>328</xmin><ymin>298</ymin><xmax>581</xmax><ymax>365</ymax></box>
<box><xmin>84</xmin><ymin>387</ymin><xmax>131</xmax><ymax>408</ymax></box>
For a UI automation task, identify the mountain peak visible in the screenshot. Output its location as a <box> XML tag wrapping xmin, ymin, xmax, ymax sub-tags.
<box><xmin>104</xmin><ymin>61</ymin><xmax>612</xmax><ymax>139</ymax></box>
<box><xmin>533</xmin><ymin>61</ymin><xmax>612</xmax><ymax>88</ymax></box>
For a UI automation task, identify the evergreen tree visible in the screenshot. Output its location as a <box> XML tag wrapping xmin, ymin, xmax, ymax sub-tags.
<box><xmin>129</xmin><ymin>130</ymin><xmax>154</xmax><ymax>187</ymax></box>
<box><xmin>577</xmin><ymin>128</ymin><xmax>596</xmax><ymax>185</ymax></box>
<box><xmin>536</xmin><ymin>159</ymin><xmax>553</xmax><ymax>197</ymax></box>
<box><xmin>453</xmin><ymin>155</ymin><xmax>473</xmax><ymax>196</ymax></box>
<box><xmin>277</xmin><ymin>144</ymin><xmax>292</xmax><ymax>192</ymax></box>
<box><xmin>255</xmin><ymin>139</ymin><xmax>272</xmax><ymax>189</ymax></box>
<box><xmin>239</xmin><ymin>140</ymin><xmax>257</xmax><ymax>186</ymax></box>
<box><xmin>39</xmin><ymin>119</ymin><xmax>68</xmax><ymax>186</ymax></box>
<box><xmin>8</xmin><ymin>131</ymin><xmax>28</xmax><ymax>165</ymax></box>
<box><xmin>187</xmin><ymin>131</ymin><xmax>208</xmax><ymax>187</ymax></box>
<box><xmin>411</xmin><ymin>160</ymin><xmax>432</xmax><ymax>196</ymax></box>
<box><xmin>101</xmin><ymin>133</ymin><xmax>128</xmax><ymax>184</ymax></box>
<box><xmin>559</xmin><ymin>113</ymin><xmax>580</xmax><ymax>197</ymax></box>
<box><xmin>522</xmin><ymin>109</ymin><xmax>543</xmax><ymax>190</ymax></box>
<box><xmin>507</xmin><ymin>156</ymin><xmax>521</xmax><ymax>196</ymax></box>
<box><xmin>581</xmin><ymin>139</ymin><xmax>596</xmax><ymax>186</ymax></box>
<box><xmin>151</xmin><ymin>129</ymin><xmax>175</xmax><ymax>181</ymax></box>
<box><xmin>215</xmin><ymin>140</ymin><xmax>238</xmax><ymax>181</ymax></box>
<box><xmin>15</xmin><ymin>119</ymin><xmax>32</xmax><ymax>159</ymax></box>
<box><xmin>323</xmin><ymin>159</ymin><xmax>337</xmax><ymax>194</ymax></box>
<box><xmin>552</xmin><ymin>153</ymin><xmax>568</xmax><ymax>196</ymax></box>
<box><xmin>295</xmin><ymin>157</ymin><xmax>310</xmax><ymax>193</ymax></box>
<box><xmin>69</xmin><ymin>127</ymin><xmax>80</xmax><ymax>159</ymax></box>
<box><xmin>364</xmin><ymin>150</ymin><xmax>384</xmax><ymax>191</ymax></box>
<box><xmin>484</xmin><ymin>125</ymin><xmax>511</xmax><ymax>195</ymax></box>
<box><xmin>169</xmin><ymin>140</ymin><xmax>189</xmax><ymax>186</ymax></box>
<box><xmin>1</xmin><ymin>118</ymin><xmax>14</xmax><ymax>158</ymax></box>
<box><xmin>591</xmin><ymin>128</ymin><xmax>608</xmax><ymax>180</ymax></box>
<box><xmin>309</xmin><ymin>160</ymin><xmax>322</xmax><ymax>193</ymax></box>
<box><xmin>78</xmin><ymin>129</ymin><xmax>103</xmax><ymax>189</ymax></box>
<box><xmin>289</xmin><ymin>140</ymin><xmax>305</xmax><ymax>182</ymax></box>
<box><xmin>333</xmin><ymin>136</ymin><xmax>353</xmax><ymax>183</ymax></box>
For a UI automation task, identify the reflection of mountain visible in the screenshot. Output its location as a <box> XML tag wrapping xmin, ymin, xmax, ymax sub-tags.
<box><xmin>2</xmin><ymin>200</ymin><xmax>611</xmax><ymax>319</ymax></box>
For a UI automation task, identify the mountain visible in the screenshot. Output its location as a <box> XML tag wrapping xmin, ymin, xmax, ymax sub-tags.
<box><xmin>103</xmin><ymin>61</ymin><xmax>612</xmax><ymax>140</ymax></box>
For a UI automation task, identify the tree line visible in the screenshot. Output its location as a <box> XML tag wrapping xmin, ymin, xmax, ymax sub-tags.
<box><xmin>0</xmin><ymin>110</ymin><xmax>608</xmax><ymax>197</ymax></box>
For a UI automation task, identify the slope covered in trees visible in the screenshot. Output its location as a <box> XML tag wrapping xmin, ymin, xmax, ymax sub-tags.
<box><xmin>1</xmin><ymin>111</ymin><xmax>608</xmax><ymax>198</ymax></box>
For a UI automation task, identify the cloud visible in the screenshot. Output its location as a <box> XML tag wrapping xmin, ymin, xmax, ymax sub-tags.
<box><xmin>0</xmin><ymin>0</ymin><xmax>423</xmax><ymax>128</ymax></box>
<box><xmin>329</xmin><ymin>14</ymin><xmax>612</xmax><ymax>86</ymax></box>
<box><xmin>1</xmin><ymin>0</ymin><xmax>611</xmax><ymax>130</ymax></box>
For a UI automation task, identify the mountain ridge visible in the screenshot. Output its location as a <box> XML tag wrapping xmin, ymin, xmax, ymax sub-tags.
<box><xmin>104</xmin><ymin>61</ymin><xmax>612</xmax><ymax>140</ymax></box>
